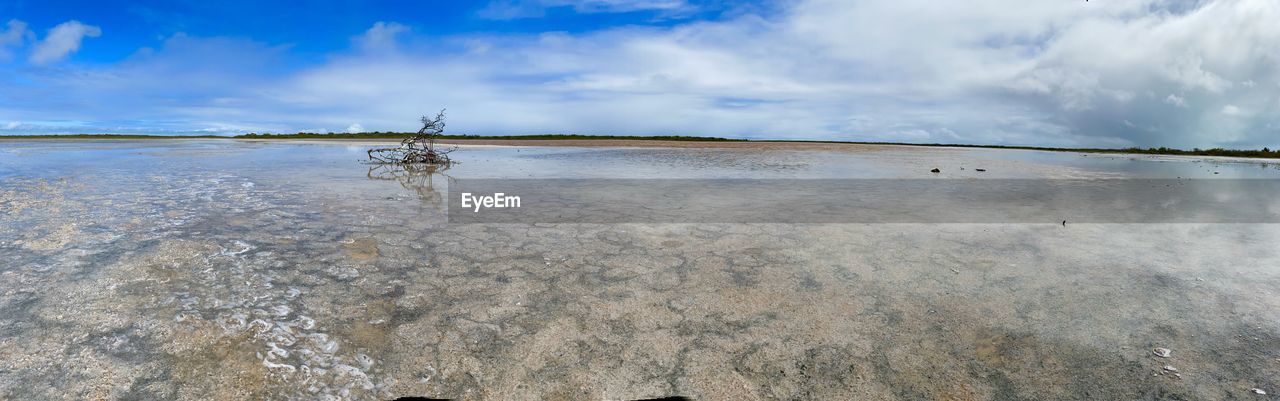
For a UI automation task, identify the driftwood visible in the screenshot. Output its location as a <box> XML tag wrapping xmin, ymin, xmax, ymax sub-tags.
<box><xmin>367</xmin><ymin>110</ymin><xmax>456</xmax><ymax>166</ymax></box>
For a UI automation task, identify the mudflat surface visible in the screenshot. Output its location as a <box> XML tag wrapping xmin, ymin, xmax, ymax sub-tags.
<box><xmin>436</xmin><ymin>139</ymin><xmax>933</xmax><ymax>151</ymax></box>
<box><xmin>239</xmin><ymin>137</ymin><xmax>944</xmax><ymax>152</ymax></box>
<box><xmin>2</xmin><ymin>140</ymin><xmax>1279</xmax><ymax>400</ymax></box>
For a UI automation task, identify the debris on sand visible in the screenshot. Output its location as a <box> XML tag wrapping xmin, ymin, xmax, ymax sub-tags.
<box><xmin>950</xmin><ymin>268</ymin><xmax>960</xmax><ymax>274</ymax></box>
<box><xmin>1163</xmin><ymin>365</ymin><xmax>1177</xmax><ymax>372</ymax></box>
<box><xmin>930</xmin><ymin>168</ymin><xmax>941</xmax><ymax>173</ymax></box>
<box><xmin>367</xmin><ymin>110</ymin><xmax>455</xmax><ymax>166</ymax></box>
<box><xmin>1251</xmin><ymin>388</ymin><xmax>1267</xmax><ymax>395</ymax></box>
<box><xmin>975</xmin><ymin>168</ymin><xmax>986</xmax><ymax>172</ymax></box>
<box><xmin>1153</xmin><ymin>348</ymin><xmax>1172</xmax><ymax>358</ymax></box>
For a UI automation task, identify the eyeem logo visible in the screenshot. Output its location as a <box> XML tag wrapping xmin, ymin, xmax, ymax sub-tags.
<box><xmin>460</xmin><ymin>192</ymin><xmax>521</xmax><ymax>212</ymax></box>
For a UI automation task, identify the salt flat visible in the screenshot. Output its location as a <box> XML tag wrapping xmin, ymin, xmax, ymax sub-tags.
<box><xmin>2</xmin><ymin>140</ymin><xmax>1278</xmax><ymax>400</ymax></box>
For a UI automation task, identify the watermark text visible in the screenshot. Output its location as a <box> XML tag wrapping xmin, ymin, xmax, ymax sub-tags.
<box><xmin>460</xmin><ymin>192</ymin><xmax>521</xmax><ymax>212</ymax></box>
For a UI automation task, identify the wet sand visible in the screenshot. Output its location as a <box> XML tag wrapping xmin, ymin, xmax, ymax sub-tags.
<box><xmin>437</xmin><ymin>139</ymin><xmax>936</xmax><ymax>152</ymax></box>
<box><xmin>2</xmin><ymin>141</ymin><xmax>1278</xmax><ymax>400</ymax></box>
<box><xmin>236</xmin><ymin>138</ymin><xmax>944</xmax><ymax>153</ymax></box>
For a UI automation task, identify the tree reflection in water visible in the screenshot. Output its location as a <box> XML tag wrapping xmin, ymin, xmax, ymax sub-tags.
<box><xmin>366</xmin><ymin>163</ymin><xmax>451</xmax><ymax>207</ymax></box>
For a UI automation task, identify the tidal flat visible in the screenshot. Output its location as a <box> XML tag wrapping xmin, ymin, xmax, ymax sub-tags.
<box><xmin>2</xmin><ymin>140</ymin><xmax>1279</xmax><ymax>400</ymax></box>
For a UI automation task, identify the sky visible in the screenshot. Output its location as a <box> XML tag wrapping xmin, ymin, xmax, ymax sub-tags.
<box><xmin>0</xmin><ymin>0</ymin><xmax>1278</xmax><ymax>148</ymax></box>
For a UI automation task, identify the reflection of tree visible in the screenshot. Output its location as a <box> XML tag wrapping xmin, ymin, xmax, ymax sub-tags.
<box><xmin>366</xmin><ymin>163</ymin><xmax>451</xmax><ymax>206</ymax></box>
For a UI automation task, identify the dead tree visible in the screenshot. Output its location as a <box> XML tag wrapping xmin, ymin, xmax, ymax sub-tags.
<box><xmin>367</xmin><ymin>109</ymin><xmax>456</xmax><ymax>166</ymax></box>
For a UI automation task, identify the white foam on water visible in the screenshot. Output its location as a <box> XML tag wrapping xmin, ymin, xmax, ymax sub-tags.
<box><xmin>4</xmin><ymin>169</ymin><xmax>394</xmax><ymax>400</ymax></box>
<box><xmin>162</xmin><ymin>236</ymin><xmax>390</xmax><ymax>399</ymax></box>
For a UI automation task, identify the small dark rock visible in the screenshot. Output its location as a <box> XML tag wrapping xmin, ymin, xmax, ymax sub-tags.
<box><xmin>930</xmin><ymin>168</ymin><xmax>941</xmax><ymax>173</ymax></box>
<box><xmin>975</xmin><ymin>168</ymin><xmax>986</xmax><ymax>172</ymax></box>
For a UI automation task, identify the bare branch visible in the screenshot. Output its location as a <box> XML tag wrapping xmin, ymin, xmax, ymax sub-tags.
<box><xmin>367</xmin><ymin>108</ymin><xmax>456</xmax><ymax>166</ymax></box>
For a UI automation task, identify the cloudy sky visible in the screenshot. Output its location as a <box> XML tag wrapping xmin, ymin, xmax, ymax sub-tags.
<box><xmin>1</xmin><ymin>0</ymin><xmax>1277</xmax><ymax>148</ymax></box>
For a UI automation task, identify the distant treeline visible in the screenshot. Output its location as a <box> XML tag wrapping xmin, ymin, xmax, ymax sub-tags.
<box><xmin>4</xmin><ymin>133</ymin><xmax>1279</xmax><ymax>160</ymax></box>
<box><xmin>763</xmin><ymin>140</ymin><xmax>1280</xmax><ymax>159</ymax></box>
<box><xmin>0</xmin><ymin>134</ymin><xmax>224</xmax><ymax>139</ymax></box>
<box><xmin>234</xmin><ymin>132</ymin><xmax>746</xmax><ymax>141</ymax></box>
<box><xmin>1078</xmin><ymin>146</ymin><xmax>1278</xmax><ymax>159</ymax></box>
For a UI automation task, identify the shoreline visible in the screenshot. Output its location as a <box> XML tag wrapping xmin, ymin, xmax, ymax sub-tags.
<box><xmin>0</xmin><ymin>136</ymin><xmax>942</xmax><ymax>152</ymax></box>
<box><xmin>4</xmin><ymin>136</ymin><xmax>1280</xmax><ymax>161</ymax></box>
<box><xmin>309</xmin><ymin>138</ymin><xmax>934</xmax><ymax>152</ymax></box>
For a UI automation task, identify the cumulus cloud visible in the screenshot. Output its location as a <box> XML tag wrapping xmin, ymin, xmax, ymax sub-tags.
<box><xmin>0</xmin><ymin>19</ymin><xmax>33</xmax><ymax>61</ymax></box>
<box><xmin>29</xmin><ymin>20</ymin><xmax>101</xmax><ymax>65</ymax></box>
<box><xmin>479</xmin><ymin>0</ymin><xmax>693</xmax><ymax>19</ymax></box>
<box><xmin>353</xmin><ymin>22</ymin><xmax>408</xmax><ymax>52</ymax></box>
<box><xmin>285</xmin><ymin>0</ymin><xmax>1280</xmax><ymax>147</ymax></box>
<box><xmin>2</xmin><ymin>0</ymin><xmax>1279</xmax><ymax>148</ymax></box>
<box><xmin>346</xmin><ymin>123</ymin><xmax>365</xmax><ymax>133</ymax></box>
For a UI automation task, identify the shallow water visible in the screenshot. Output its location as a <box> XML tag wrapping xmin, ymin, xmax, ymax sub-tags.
<box><xmin>2</xmin><ymin>140</ymin><xmax>1279</xmax><ymax>400</ymax></box>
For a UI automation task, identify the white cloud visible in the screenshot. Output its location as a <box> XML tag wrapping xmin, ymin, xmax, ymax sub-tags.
<box><xmin>346</xmin><ymin>123</ymin><xmax>365</xmax><ymax>133</ymax></box>
<box><xmin>0</xmin><ymin>20</ymin><xmax>27</xmax><ymax>45</ymax></box>
<box><xmin>29</xmin><ymin>20</ymin><xmax>101</xmax><ymax>65</ymax></box>
<box><xmin>479</xmin><ymin>0</ymin><xmax>693</xmax><ymax>20</ymax></box>
<box><xmin>353</xmin><ymin>22</ymin><xmax>408</xmax><ymax>52</ymax></box>
<box><xmin>0</xmin><ymin>19</ymin><xmax>33</xmax><ymax>61</ymax></box>
<box><xmin>312</xmin><ymin>0</ymin><xmax>1277</xmax><ymax>147</ymax></box>
<box><xmin>3</xmin><ymin>1</ymin><xmax>1280</xmax><ymax>148</ymax></box>
<box><xmin>562</xmin><ymin>0</ymin><xmax>690</xmax><ymax>13</ymax></box>
<box><xmin>1221</xmin><ymin>104</ymin><xmax>1241</xmax><ymax>115</ymax></box>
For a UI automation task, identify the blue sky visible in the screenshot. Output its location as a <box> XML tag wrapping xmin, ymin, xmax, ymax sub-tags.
<box><xmin>1</xmin><ymin>0</ymin><xmax>1278</xmax><ymax>148</ymax></box>
<box><xmin>2</xmin><ymin>1</ymin><xmax>749</xmax><ymax>61</ymax></box>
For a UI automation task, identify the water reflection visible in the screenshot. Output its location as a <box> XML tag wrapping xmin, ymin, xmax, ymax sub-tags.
<box><xmin>4</xmin><ymin>141</ymin><xmax>1280</xmax><ymax>400</ymax></box>
<box><xmin>365</xmin><ymin>163</ymin><xmax>451</xmax><ymax>205</ymax></box>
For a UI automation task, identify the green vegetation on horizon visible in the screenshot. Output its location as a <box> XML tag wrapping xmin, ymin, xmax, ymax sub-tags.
<box><xmin>238</xmin><ymin>129</ymin><xmax>1280</xmax><ymax>157</ymax></box>
<box><xmin>234</xmin><ymin>132</ymin><xmax>746</xmax><ymax>141</ymax></box>
<box><xmin>0</xmin><ymin>134</ymin><xmax>224</xmax><ymax>139</ymax></box>
<box><xmin>3</xmin><ymin>132</ymin><xmax>1278</xmax><ymax>160</ymax></box>
<box><xmin>758</xmin><ymin>140</ymin><xmax>1280</xmax><ymax>159</ymax></box>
